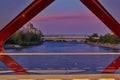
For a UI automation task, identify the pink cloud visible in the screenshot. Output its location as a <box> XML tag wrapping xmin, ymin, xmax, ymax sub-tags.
<box><xmin>31</xmin><ymin>11</ymin><xmax>99</xmax><ymax>24</ymax></box>
<box><xmin>29</xmin><ymin>11</ymin><xmax>110</xmax><ymax>35</ymax></box>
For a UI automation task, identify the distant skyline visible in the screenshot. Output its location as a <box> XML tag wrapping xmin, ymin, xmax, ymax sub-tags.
<box><xmin>1</xmin><ymin>0</ymin><xmax>120</xmax><ymax>35</ymax></box>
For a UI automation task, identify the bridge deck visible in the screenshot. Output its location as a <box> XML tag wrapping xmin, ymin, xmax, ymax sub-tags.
<box><xmin>0</xmin><ymin>74</ymin><xmax>119</xmax><ymax>80</ymax></box>
<box><xmin>41</xmin><ymin>36</ymin><xmax>99</xmax><ymax>41</ymax></box>
<box><xmin>0</xmin><ymin>53</ymin><xmax>120</xmax><ymax>79</ymax></box>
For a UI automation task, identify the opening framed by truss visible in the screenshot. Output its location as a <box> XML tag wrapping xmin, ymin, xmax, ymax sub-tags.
<box><xmin>0</xmin><ymin>0</ymin><xmax>120</xmax><ymax>74</ymax></box>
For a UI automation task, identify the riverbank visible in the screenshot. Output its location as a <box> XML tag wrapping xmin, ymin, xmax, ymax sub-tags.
<box><xmin>4</xmin><ymin>41</ymin><xmax>43</xmax><ymax>49</ymax></box>
<box><xmin>87</xmin><ymin>42</ymin><xmax>120</xmax><ymax>49</ymax></box>
<box><xmin>4</xmin><ymin>44</ymin><xmax>22</xmax><ymax>49</ymax></box>
<box><xmin>5</xmin><ymin>41</ymin><xmax>120</xmax><ymax>53</ymax></box>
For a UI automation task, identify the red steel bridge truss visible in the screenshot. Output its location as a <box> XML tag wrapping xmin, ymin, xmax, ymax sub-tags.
<box><xmin>0</xmin><ymin>0</ymin><xmax>120</xmax><ymax>74</ymax></box>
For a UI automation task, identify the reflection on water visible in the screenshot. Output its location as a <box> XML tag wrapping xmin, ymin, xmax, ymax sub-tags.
<box><xmin>0</xmin><ymin>55</ymin><xmax>119</xmax><ymax>74</ymax></box>
<box><xmin>5</xmin><ymin>41</ymin><xmax>120</xmax><ymax>53</ymax></box>
<box><xmin>2</xmin><ymin>41</ymin><xmax>120</xmax><ymax>74</ymax></box>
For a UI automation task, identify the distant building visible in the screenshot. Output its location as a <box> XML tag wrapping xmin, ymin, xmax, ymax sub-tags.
<box><xmin>36</xmin><ymin>30</ymin><xmax>42</xmax><ymax>35</ymax></box>
<box><xmin>109</xmin><ymin>32</ymin><xmax>115</xmax><ymax>36</ymax></box>
<box><xmin>22</xmin><ymin>23</ymin><xmax>42</xmax><ymax>35</ymax></box>
<box><xmin>26</xmin><ymin>23</ymin><xmax>34</xmax><ymax>30</ymax></box>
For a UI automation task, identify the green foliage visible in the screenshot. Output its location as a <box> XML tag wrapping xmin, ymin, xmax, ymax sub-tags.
<box><xmin>5</xmin><ymin>31</ymin><xmax>43</xmax><ymax>46</ymax></box>
<box><xmin>87</xmin><ymin>33</ymin><xmax>120</xmax><ymax>44</ymax></box>
<box><xmin>99</xmin><ymin>34</ymin><xmax>120</xmax><ymax>44</ymax></box>
<box><xmin>87</xmin><ymin>33</ymin><xmax>99</xmax><ymax>42</ymax></box>
<box><xmin>88</xmin><ymin>36</ymin><xmax>97</xmax><ymax>42</ymax></box>
<box><xmin>91</xmin><ymin>33</ymin><xmax>98</xmax><ymax>37</ymax></box>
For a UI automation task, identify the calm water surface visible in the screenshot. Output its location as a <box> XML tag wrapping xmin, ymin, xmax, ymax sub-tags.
<box><xmin>5</xmin><ymin>41</ymin><xmax>120</xmax><ymax>53</ymax></box>
<box><xmin>2</xmin><ymin>41</ymin><xmax>120</xmax><ymax>74</ymax></box>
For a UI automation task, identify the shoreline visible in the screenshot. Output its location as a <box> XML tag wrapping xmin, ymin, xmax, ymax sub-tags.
<box><xmin>87</xmin><ymin>42</ymin><xmax>120</xmax><ymax>49</ymax></box>
<box><xmin>4</xmin><ymin>44</ymin><xmax>22</xmax><ymax>49</ymax></box>
<box><xmin>4</xmin><ymin>42</ymin><xmax>120</xmax><ymax>50</ymax></box>
<box><xmin>4</xmin><ymin>42</ymin><xmax>43</xmax><ymax>49</ymax></box>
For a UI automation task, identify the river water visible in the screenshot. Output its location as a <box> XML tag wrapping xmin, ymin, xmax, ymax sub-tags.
<box><xmin>2</xmin><ymin>41</ymin><xmax>120</xmax><ymax>74</ymax></box>
<box><xmin>5</xmin><ymin>41</ymin><xmax>120</xmax><ymax>53</ymax></box>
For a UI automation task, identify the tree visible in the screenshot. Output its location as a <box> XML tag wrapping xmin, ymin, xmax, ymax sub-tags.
<box><xmin>99</xmin><ymin>34</ymin><xmax>120</xmax><ymax>44</ymax></box>
<box><xmin>91</xmin><ymin>33</ymin><xmax>98</xmax><ymax>37</ymax></box>
<box><xmin>87</xmin><ymin>33</ymin><xmax>99</xmax><ymax>42</ymax></box>
<box><xmin>5</xmin><ymin>31</ymin><xmax>43</xmax><ymax>46</ymax></box>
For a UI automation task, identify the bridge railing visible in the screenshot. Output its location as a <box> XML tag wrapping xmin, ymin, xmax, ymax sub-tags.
<box><xmin>0</xmin><ymin>53</ymin><xmax>120</xmax><ymax>74</ymax></box>
<box><xmin>0</xmin><ymin>53</ymin><xmax>120</xmax><ymax>79</ymax></box>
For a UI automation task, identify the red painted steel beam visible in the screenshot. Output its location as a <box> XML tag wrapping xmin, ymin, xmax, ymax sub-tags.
<box><xmin>102</xmin><ymin>56</ymin><xmax>120</xmax><ymax>73</ymax></box>
<box><xmin>80</xmin><ymin>0</ymin><xmax>120</xmax><ymax>37</ymax></box>
<box><xmin>0</xmin><ymin>0</ymin><xmax>54</xmax><ymax>74</ymax></box>
<box><xmin>1</xmin><ymin>40</ymin><xmax>27</xmax><ymax>74</ymax></box>
<box><xmin>80</xmin><ymin>0</ymin><xmax>120</xmax><ymax>73</ymax></box>
<box><xmin>0</xmin><ymin>0</ymin><xmax>54</xmax><ymax>41</ymax></box>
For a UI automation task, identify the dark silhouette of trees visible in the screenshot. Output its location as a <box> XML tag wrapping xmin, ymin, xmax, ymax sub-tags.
<box><xmin>5</xmin><ymin>31</ymin><xmax>43</xmax><ymax>46</ymax></box>
<box><xmin>87</xmin><ymin>33</ymin><xmax>99</xmax><ymax>42</ymax></box>
<box><xmin>99</xmin><ymin>34</ymin><xmax>120</xmax><ymax>44</ymax></box>
<box><xmin>87</xmin><ymin>33</ymin><xmax>120</xmax><ymax>44</ymax></box>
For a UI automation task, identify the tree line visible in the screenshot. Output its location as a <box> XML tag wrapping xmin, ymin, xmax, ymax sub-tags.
<box><xmin>5</xmin><ymin>31</ymin><xmax>43</xmax><ymax>46</ymax></box>
<box><xmin>87</xmin><ymin>33</ymin><xmax>120</xmax><ymax>44</ymax></box>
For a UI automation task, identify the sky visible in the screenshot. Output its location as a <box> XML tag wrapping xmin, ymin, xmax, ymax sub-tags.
<box><xmin>98</xmin><ymin>0</ymin><xmax>120</xmax><ymax>23</ymax></box>
<box><xmin>0</xmin><ymin>0</ymin><xmax>33</xmax><ymax>30</ymax></box>
<box><xmin>1</xmin><ymin>0</ymin><xmax>120</xmax><ymax>36</ymax></box>
<box><xmin>30</xmin><ymin>0</ymin><xmax>112</xmax><ymax>36</ymax></box>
